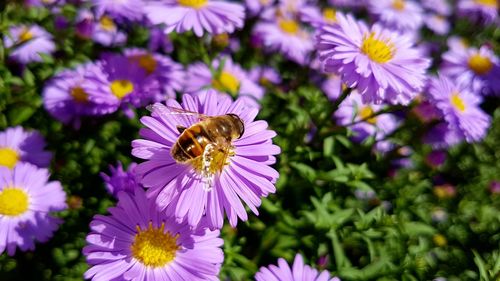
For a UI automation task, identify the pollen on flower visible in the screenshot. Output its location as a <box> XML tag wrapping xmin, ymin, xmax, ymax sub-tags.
<box><xmin>70</xmin><ymin>87</ymin><xmax>88</xmax><ymax>103</ymax></box>
<box><xmin>178</xmin><ymin>0</ymin><xmax>207</xmax><ymax>8</ymax></box>
<box><xmin>0</xmin><ymin>187</ymin><xmax>29</xmax><ymax>216</ymax></box>
<box><xmin>212</xmin><ymin>71</ymin><xmax>240</xmax><ymax>94</ymax></box>
<box><xmin>322</xmin><ymin>8</ymin><xmax>337</xmax><ymax>23</ymax></box>
<box><xmin>19</xmin><ymin>28</ymin><xmax>34</xmax><ymax>42</ymax></box>
<box><xmin>475</xmin><ymin>0</ymin><xmax>497</xmax><ymax>7</ymax></box>
<box><xmin>130</xmin><ymin>222</ymin><xmax>179</xmax><ymax>267</ymax></box>
<box><xmin>190</xmin><ymin>144</ymin><xmax>235</xmax><ymax>176</ymax></box>
<box><xmin>110</xmin><ymin>80</ymin><xmax>134</xmax><ymax>99</ymax></box>
<box><xmin>0</xmin><ymin>148</ymin><xmax>20</xmax><ymax>169</ymax></box>
<box><xmin>450</xmin><ymin>92</ymin><xmax>466</xmax><ymax>112</ymax></box>
<box><xmin>467</xmin><ymin>54</ymin><xmax>493</xmax><ymax>75</ymax></box>
<box><xmin>278</xmin><ymin>19</ymin><xmax>299</xmax><ymax>34</ymax></box>
<box><xmin>99</xmin><ymin>16</ymin><xmax>116</xmax><ymax>31</ymax></box>
<box><xmin>392</xmin><ymin>0</ymin><xmax>406</xmax><ymax>11</ymax></box>
<box><xmin>359</xmin><ymin>106</ymin><xmax>377</xmax><ymax>124</ymax></box>
<box><xmin>361</xmin><ymin>32</ymin><xmax>395</xmax><ymax>64</ymax></box>
<box><xmin>130</xmin><ymin>54</ymin><xmax>158</xmax><ymax>74</ymax></box>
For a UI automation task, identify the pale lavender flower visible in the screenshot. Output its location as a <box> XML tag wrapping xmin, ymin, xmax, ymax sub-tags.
<box><xmin>131</xmin><ymin>91</ymin><xmax>280</xmax><ymax>229</ymax></box>
<box><xmin>317</xmin><ymin>13</ymin><xmax>430</xmax><ymax>104</ymax></box>
<box><xmin>424</xmin><ymin>14</ymin><xmax>450</xmax><ymax>35</ymax></box>
<box><xmin>100</xmin><ymin>162</ymin><xmax>140</xmax><ymax>197</ymax></box>
<box><xmin>145</xmin><ymin>0</ymin><xmax>245</xmax><ymax>37</ymax></box>
<box><xmin>249</xmin><ymin>66</ymin><xmax>282</xmax><ymax>87</ymax></box>
<box><xmin>457</xmin><ymin>0</ymin><xmax>498</xmax><ymax>25</ymax></box>
<box><xmin>0</xmin><ymin>126</ymin><xmax>51</xmax><ymax>169</ymax></box>
<box><xmin>83</xmin><ymin>188</ymin><xmax>223</xmax><ymax>281</ymax></box>
<box><xmin>421</xmin><ymin>0</ymin><xmax>451</xmax><ymax>15</ymax></box>
<box><xmin>148</xmin><ymin>27</ymin><xmax>174</xmax><ymax>53</ymax></box>
<box><xmin>368</xmin><ymin>0</ymin><xmax>424</xmax><ymax>32</ymax></box>
<box><xmin>92</xmin><ymin>0</ymin><xmax>145</xmax><ymax>22</ymax></box>
<box><xmin>255</xmin><ymin>254</ymin><xmax>340</xmax><ymax>281</ymax></box>
<box><xmin>4</xmin><ymin>25</ymin><xmax>55</xmax><ymax>64</ymax></box>
<box><xmin>92</xmin><ymin>15</ymin><xmax>127</xmax><ymax>46</ymax></box>
<box><xmin>0</xmin><ymin>163</ymin><xmax>66</xmax><ymax>256</ymax></box>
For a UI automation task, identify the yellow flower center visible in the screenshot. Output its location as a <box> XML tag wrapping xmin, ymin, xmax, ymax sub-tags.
<box><xmin>100</xmin><ymin>16</ymin><xmax>116</xmax><ymax>31</ymax></box>
<box><xmin>278</xmin><ymin>19</ymin><xmax>299</xmax><ymax>34</ymax></box>
<box><xmin>130</xmin><ymin>222</ymin><xmax>179</xmax><ymax>267</ymax></box>
<box><xmin>467</xmin><ymin>54</ymin><xmax>493</xmax><ymax>75</ymax></box>
<box><xmin>0</xmin><ymin>148</ymin><xmax>19</xmax><ymax>169</ymax></box>
<box><xmin>0</xmin><ymin>188</ymin><xmax>29</xmax><ymax>216</ymax></box>
<box><xmin>322</xmin><ymin>8</ymin><xmax>337</xmax><ymax>23</ymax></box>
<box><xmin>359</xmin><ymin>106</ymin><xmax>377</xmax><ymax>124</ymax></box>
<box><xmin>19</xmin><ymin>28</ymin><xmax>34</xmax><ymax>43</ymax></box>
<box><xmin>212</xmin><ymin>71</ymin><xmax>240</xmax><ymax>94</ymax></box>
<box><xmin>361</xmin><ymin>32</ymin><xmax>395</xmax><ymax>64</ymax></box>
<box><xmin>130</xmin><ymin>54</ymin><xmax>158</xmax><ymax>75</ymax></box>
<box><xmin>178</xmin><ymin>0</ymin><xmax>207</xmax><ymax>8</ymax></box>
<box><xmin>190</xmin><ymin>144</ymin><xmax>234</xmax><ymax>176</ymax></box>
<box><xmin>392</xmin><ymin>0</ymin><xmax>406</xmax><ymax>10</ymax></box>
<box><xmin>70</xmin><ymin>87</ymin><xmax>88</xmax><ymax>103</ymax></box>
<box><xmin>110</xmin><ymin>80</ymin><xmax>134</xmax><ymax>99</ymax></box>
<box><xmin>450</xmin><ymin>92</ymin><xmax>466</xmax><ymax>112</ymax></box>
<box><xmin>475</xmin><ymin>0</ymin><xmax>497</xmax><ymax>7</ymax></box>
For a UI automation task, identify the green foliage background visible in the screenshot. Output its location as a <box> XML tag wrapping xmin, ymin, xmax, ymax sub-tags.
<box><xmin>1</xmin><ymin>2</ymin><xmax>500</xmax><ymax>281</ymax></box>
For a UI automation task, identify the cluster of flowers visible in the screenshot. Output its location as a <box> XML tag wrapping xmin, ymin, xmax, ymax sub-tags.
<box><xmin>0</xmin><ymin>127</ymin><xmax>66</xmax><ymax>256</ymax></box>
<box><xmin>3</xmin><ymin>0</ymin><xmax>499</xmax><ymax>279</ymax></box>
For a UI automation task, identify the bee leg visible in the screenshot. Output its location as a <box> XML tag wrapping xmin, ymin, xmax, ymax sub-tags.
<box><xmin>201</xmin><ymin>144</ymin><xmax>215</xmax><ymax>191</ymax></box>
<box><xmin>176</xmin><ymin>125</ymin><xmax>186</xmax><ymax>134</ymax></box>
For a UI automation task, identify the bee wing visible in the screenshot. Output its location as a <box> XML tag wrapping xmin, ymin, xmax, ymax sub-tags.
<box><xmin>146</xmin><ymin>103</ymin><xmax>209</xmax><ymax>121</ymax></box>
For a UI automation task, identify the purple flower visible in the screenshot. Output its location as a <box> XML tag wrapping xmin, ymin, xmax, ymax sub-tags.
<box><xmin>490</xmin><ymin>181</ymin><xmax>500</xmax><ymax>194</ymax></box>
<box><xmin>100</xmin><ymin>162</ymin><xmax>140</xmax><ymax>198</ymax></box>
<box><xmin>185</xmin><ymin>56</ymin><xmax>264</xmax><ymax>108</ymax></box>
<box><xmin>92</xmin><ymin>0</ymin><xmax>145</xmax><ymax>22</ymax></box>
<box><xmin>424</xmin><ymin>14</ymin><xmax>450</xmax><ymax>35</ymax></box>
<box><xmin>457</xmin><ymin>0</ymin><xmax>498</xmax><ymax>26</ymax></box>
<box><xmin>85</xmin><ymin>53</ymin><xmax>159</xmax><ymax>116</ymax></box>
<box><xmin>0</xmin><ymin>163</ymin><xmax>67</xmax><ymax>256</ymax></box>
<box><xmin>253</xmin><ymin>16</ymin><xmax>314</xmax><ymax>65</ymax></box>
<box><xmin>317</xmin><ymin>13</ymin><xmax>430</xmax><ymax>105</ymax></box>
<box><xmin>124</xmin><ymin>48</ymin><xmax>185</xmax><ymax>100</ymax></box>
<box><xmin>0</xmin><ymin>126</ymin><xmax>52</xmax><ymax>169</ymax></box>
<box><xmin>145</xmin><ymin>0</ymin><xmax>245</xmax><ymax>37</ymax></box>
<box><xmin>368</xmin><ymin>0</ymin><xmax>424</xmax><ymax>32</ymax></box>
<box><xmin>148</xmin><ymin>27</ymin><xmax>174</xmax><ymax>53</ymax></box>
<box><xmin>425</xmin><ymin>150</ymin><xmax>446</xmax><ymax>168</ymax></box>
<box><xmin>301</xmin><ymin>7</ymin><xmax>338</xmax><ymax>28</ymax></box>
<box><xmin>321</xmin><ymin>74</ymin><xmax>343</xmax><ymax>101</ymax></box>
<box><xmin>335</xmin><ymin>91</ymin><xmax>398</xmax><ymax>142</ymax></box>
<box><xmin>421</xmin><ymin>0</ymin><xmax>451</xmax><ymax>15</ymax></box>
<box><xmin>76</xmin><ymin>9</ymin><xmax>95</xmax><ymax>39</ymax></box>
<box><xmin>440</xmin><ymin>45</ymin><xmax>500</xmax><ymax>96</ymax></box>
<box><xmin>4</xmin><ymin>25</ymin><xmax>55</xmax><ymax>64</ymax></box>
<box><xmin>328</xmin><ymin>0</ymin><xmax>366</xmax><ymax>9</ymax></box>
<box><xmin>255</xmin><ymin>254</ymin><xmax>340</xmax><ymax>281</ymax></box>
<box><xmin>248</xmin><ymin>66</ymin><xmax>282</xmax><ymax>87</ymax></box>
<box><xmin>92</xmin><ymin>15</ymin><xmax>127</xmax><ymax>46</ymax></box>
<box><xmin>43</xmin><ymin>63</ymin><xmax>116</xmax><ymax>127</ymax></box>
<box><xmin>427</xmin><ymin>74</ymin><xmax>491</xmax><ymax>143</ymax></box>
<box><xmin>423</xmin><ymin>122</ymin><xmax>462</xmax><ymax>148</ymax></box>
<box><xmin>83</xmin><ymin>188</ymin><xmax>223</xmax><ymax>281</ymax></box>
<box><xmin>245</xmin><ymin>0</ymin><xmax>275</xmax><ymax>17</ymax></box>
<box><xmin>132</xmin><ymin>91</ymin><xmax>280</xmax><ymax>229</ymax></box>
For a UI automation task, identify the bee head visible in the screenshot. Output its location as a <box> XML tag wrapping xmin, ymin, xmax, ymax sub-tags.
<box><xmin>227</xmin><ymin>113</ymin><xmax>245</xmax><ymax>139</ymax></box>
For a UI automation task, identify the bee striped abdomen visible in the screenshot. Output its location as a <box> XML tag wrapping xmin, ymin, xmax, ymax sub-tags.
<box><xmin>171</xmin><ymin>123</ymin><xmax>213</xmax><ymax>162</ymax></box>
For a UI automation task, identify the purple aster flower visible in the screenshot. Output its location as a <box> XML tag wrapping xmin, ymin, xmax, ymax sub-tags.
<box><xmin>425</xmin><ymin>150</ymin><xmax>446</xmax><ymax>168</ymax></box>
<box><xmin>76</xmin><ymin>9</ymin><xmax>95</xmax><ymax>39</ymax></box>
<box><xmin>131</xmin><ymin>91</ymin><xmax>280</xmax><ymax>229</ymax></box>
<box><xmin>440</xmin><ymin>45</ymin><xmax>500</xmax><ymax>96</ymax></box>
<box><xmin>421</xmin><ymin>0</ymin><xmax>451</xmax><ymax>15</ymax></box>
<box><xmin>92</xmin><ymin>15</ymin><xmax>127</xmax><ymax>46</ymax></box>
<box><xmin>0</xmin><ymin>163</ymin><xmax>67</xmax><ymax>256</ymax></box>
<box><xmin>245</xmin><ymin>0</ymin><xmax>275</xmax><ymax>17</ymax></box>
<box><xmin>426</xmin><ymin>74</ymin><xmax>491</xmax><ymax>143</ymax></box>
<box><xmin>92</xmin><ymin>0</ymin><xmax>144</xmax><ymax>22</ymax></box>
<box><xmin>84</xmin><ymin>53</ymin><xmax>158</xmax><ymax>116</ymax></box>
<box><xmin>489</xmin><ymin>181</ymin><xmax>500</xmax><ymax>194</ymax></box>
<box><xmin>124</xmin><ymin>48</ymin><xmax>185</xmax><ymax>100</ymax></box>
<box><xmin>43</xmin><ymin>63</ymin><xmax>116</xmax><ymax>127</ymax></box>
<box><xmin>253</xmin><ymin>16</ymin><xmax>314</xmax><ymax>65</ymax></box>
<box><xmin>317</xmin><ymin>13</ymin><xmax>430</xmax><ymax>105</ymax></box>
<box><xmin>328</xmin><ymin>0</ymin><xmax>365</xmax><ymax>9</ymax></box>
<box><xmin>423</xmin><ymin>122</ymin><xmax>462</xmax><ymax>148</ymax></box>
<box><xmin>248</xmin><ymin>66</ymin><xmax>282</xmax><ymax>87</ymax></box>
<box><xmin>100</xmin><ymin>162</ymin><xmax>140</xmax><ymax>198</ymax></box>
<box><xmin>321</xmin><ymin>74</ymin><xmax>343</xmax><ymax>101</ymax></box>
<box><xmin>185</xmin><ymin>56</ymin><xmax>264</xmax><ymax>108</ymax></box>
<box><xmin>83</xmin><ymin>188</ymin><xmax>223</xmax><ymax>281</ymax></box>
<box><xmin>148</xmin><ymin>27</ymin><xmax>174</xmax><ymax>53</ymax></box>
<box><xmin>457</xmin><ymin>0</ymin><xmax>498</xmax><ymax>26</ymax></box>
<box><xmin>4</xmin><ymin>25</ymin><xmax>55</xmax><ymax>64</ymax></box>
<box><xmin>335</xmin><ymin>91</ymin><xmax>398</xmax><ymax>142</ymax></box>
<box><xmin>145</xmin><ymin>0</ymin><xmax>245</xmax><ymax>37</ymax></box>
<box><xmin>255</xmin><ymin>254</ymin><xmax>340</xmax><ymax>281</ymax></box>
<box><xmin>424</xmin><ymin>14</ymin><xmax>450</xmax><ymax>35</ymax></box>
<box><xmin>368</xmin><ymin>0</ymin><xmax>424</xmax><ymax>32</ymax></box>
<box><xmin>0</xmin><ymin>126</ymin><xmax>52</xmax><ymax>169</ymax></box>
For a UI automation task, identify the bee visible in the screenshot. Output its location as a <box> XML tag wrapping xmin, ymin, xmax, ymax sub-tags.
<box><xmin>147</xmin><ymin>104</ymin><xmax>245</xmax><ymax>190</ymax></box>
